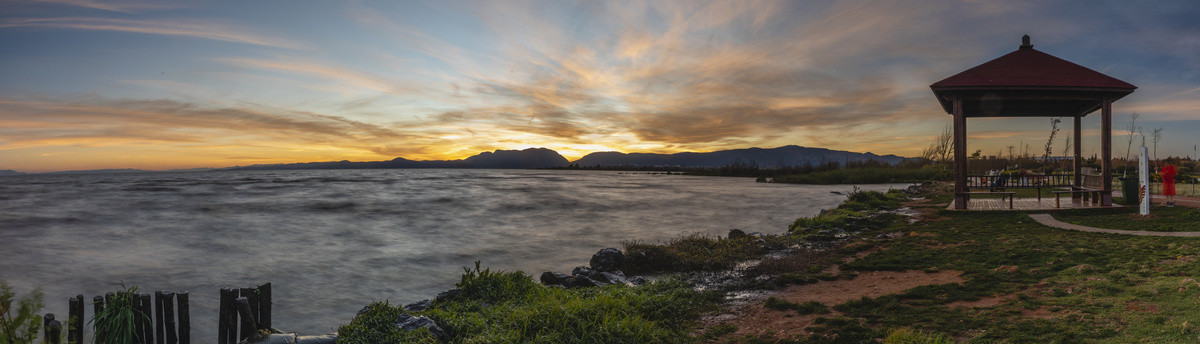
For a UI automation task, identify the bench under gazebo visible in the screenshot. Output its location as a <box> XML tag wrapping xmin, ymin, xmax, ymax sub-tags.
<box><xmin>930</xmin><ymin>35</ymin><xmax>1136</xmax><ymax>210</ymax></box>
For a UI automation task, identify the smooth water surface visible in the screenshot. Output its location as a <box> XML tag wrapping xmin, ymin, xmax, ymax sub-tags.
<box><xmin>0</xmin><ymin>169</ymin><xmax>904</xmax><ymax>339</ymax></box>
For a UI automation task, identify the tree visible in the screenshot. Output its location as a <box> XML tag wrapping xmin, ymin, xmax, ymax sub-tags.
<box><xmin>921</xmin><ymin>125</ymin><xmax>953</xmax><ymax>164</ymax></box>
<box><xmin>1123</xmin><ymin>113</ymin><xmax>1140</xmax><ymax>177</ymax></box>
<box><xmin>1043</xmin><ymin>118</ymin><xmax>1061</xmax><ymax>162</ymax></box>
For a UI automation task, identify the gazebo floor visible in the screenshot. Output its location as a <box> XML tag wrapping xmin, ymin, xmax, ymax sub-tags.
<box><xmin>947</xmin><ymin>197</ymin><xmax>1123</xmax><ymax>211</ymax></box>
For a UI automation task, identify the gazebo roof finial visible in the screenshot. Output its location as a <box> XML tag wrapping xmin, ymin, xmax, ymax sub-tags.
<box><xmin>1020</xmin><ymin>35</ymin><xmax>1033</xmax><ymax>49</ymax></box>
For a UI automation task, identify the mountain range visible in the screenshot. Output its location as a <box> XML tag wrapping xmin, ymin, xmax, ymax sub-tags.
<box><xmin>224</xmin><ymin>145</ymin><xmax>907</xmax><ymax>171</ymax></box>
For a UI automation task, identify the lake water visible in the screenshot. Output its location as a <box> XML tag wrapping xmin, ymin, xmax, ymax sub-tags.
<box><xmin>0</xmin><ymin>169</ymin><xmax>905</xmax><ymax>339</ymax></box>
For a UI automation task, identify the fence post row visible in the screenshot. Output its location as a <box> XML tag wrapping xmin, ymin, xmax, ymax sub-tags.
<box><xmin>218</xmin><ymin>283</ymin><xmax>272</xmax><ymax>344</ymax></box>
<box><xmin>53</xmin><ymin>290</ymin><xmax>189</xmax><ymax>344</ymax></box>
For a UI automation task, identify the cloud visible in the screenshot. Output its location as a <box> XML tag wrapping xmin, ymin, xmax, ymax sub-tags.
<box><xmin>0</xmin><ymin>17</ymin><xmax>305</xmax><ymax>49</ymax></box>
<box><xmin>28</xmin><ymin>0</ymin><xmax>179</xmax><ymax>13</ymax></box>
<box><xmin>0</xmin><ymin>96</ymin><xmax>427</xmax><ymax>158</ymax></box>
<box><xmin>220</xmin><ymin>57</ymin><xmax>423</xmax><ymax>97</ymax></box>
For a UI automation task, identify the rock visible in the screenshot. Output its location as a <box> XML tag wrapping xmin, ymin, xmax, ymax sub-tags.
<box><xmin>629</xmin><ymin>276</ymin><xmax>648</xmax><ymax>286</ymax></box>
<box><xmin>728</xmin><ymin>229</ymin><xmax>749</xmax><ymax>240</ymax></box>
<box><xmin>241</xmin><ymin>333</ymin><xmax>296</xmax><ymax>344</ymax></box>
<box><xmin>567</xmin><ymin>276</ymin><xmax>605</xmax><ymax>288</ymax></box>
<box><xmin>404</xmin><ymin>299</ymin><xmax>431</xmax><ymax>313</ymax></box>
<box><xmin>598</xmin><ymin>271</ymin><xmax>628</xmax><ymax>285</ymax></box>
<box><xmin>540</xmin><ymin>271</ymin><xmax>572</xmax><ymax>286</ymax></box>
<box><xmin>589</xmin><ymin>248</ymin><xmax>625</xmax><ymax>272</ymax></box>
<box><xmin>396</xmin><ymin>314</ymin><xmax>447</xmax><ymax>341</ymax></box>
<box><xmin>295</xmin><ymin>335</ymin><xmax>338</xmax><ymax>344</ymax></box>
<box><xmin>572</xmin><ymin>266</ymin><xmax>596</xmax><ymax>278</ymax></box>
<box><xmin>435</xmin><ymin>289</ymin><xmax>462</xmax><ymax>302</ymax></box>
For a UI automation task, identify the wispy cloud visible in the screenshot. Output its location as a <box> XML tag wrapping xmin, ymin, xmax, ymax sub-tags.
<box><xmin>28</xmin><ymin>0</ymin><xmax>180</xmax><ymax>13</ymax></box>
<box><xmin>0</xmin><ymin>17</ymin><xmax>305</xmax><ymax>49</ymax></box>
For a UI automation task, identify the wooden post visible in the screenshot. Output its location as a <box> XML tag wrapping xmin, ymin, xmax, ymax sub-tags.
<box><xmin>1101</xmin><ymin>99</ymin><xmax>1113</xmax><ymax>206</ymax></box>
<box><xmin>220</xmin><ymin>288</ymin><xmax>239</xmax><ymax>344</ymax></box>
<box><xmin>177</xmin><ymin>292</ymin><xmax>189</xmax><ymax>344</ymax></box>
<box><xmin>132</xmin><ymin>295</ymin><xmax>145</xmax><ymax>344</ymax></box>
<box><xmin>237</xmin><ymin>288</ymin><xmax>254</xmax><ymax>340</ymax></box>
<box><xmin>68</xmin><ymin>295</ymin><xmax>83</xmax><ymax>344</ymax></box>
<box><xmin>234</xmin><ymin>297</ymin><xmax>259</xmax><ymax>338</ymax></box>
<box><xmin>952</xmin><ymin>97</ymin><xmax>968</xmax><ymax>209</ymax></box>
<box><xmin>92</xmin><ymin>296</ymin><xmax>104</xmax><ymax>319</ymax></box>
<box><xmin>217</xmin><ymin>289</ymin><xmax>230</xmax><ymax>344</ymax></box>
<box><xmin>43</xmin><ymin>314</ymin><xmax>61</xmax><ymax>344</ymax></box>
<box><xmin>258</xmin><ymin>283</ymin><xmax>271</xmax><ymax>330</ymax></box>
<box><xmin>154</xmin><ymin>291</ymin><xmax>165</xmax><ymax>344</ymax></box>
<box><xmin>162</xmin><ymin>292</ymin><xmax>176</xmax><ymax>344</ymax></box>
<box><xmin>246</xmin><ymin>288</ymin><xmax>260</xmax><ymax>332</ymax></box>
<box><xmin>138</xmin><ymin>294</ymin><xmax>153</xmax><ymax>344</ymax></box>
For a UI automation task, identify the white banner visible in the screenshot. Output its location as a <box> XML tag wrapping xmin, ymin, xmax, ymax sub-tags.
<box><xmin>1139</xmin><ymin>146</ymin><xmax>1150</xmax><ymax>215</ymax></box>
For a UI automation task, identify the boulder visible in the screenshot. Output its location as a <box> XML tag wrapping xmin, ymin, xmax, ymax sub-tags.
<box><xmin>396</xmin><ymin>314</ymin><xmax>447</xmax><ymax>341</ymax></box>
<box><xmin>589</xmin><ymin>248</ymin><xmax>625</xmax><ymax>272</ymax></box>
<box><xmin>540</xmin><ymin>271</ymin><xmax>572</xmax><ymax>286</ymax></box>
<box><xmin>567</xmin><ymin>275</ymin><xmax>605</xmax><ymax>288</ymax></box>
<box><xmin>598</xmin><ymin>271</ymin><xmax>628</xmax><ymax>285</ymax></box>
<box><xmin>435</xmin><ymin>288</ymin><xmax>462</xmax><ymax>302</ymax></box>
<box><xmin>404</xmin><ymin>299</ymin><xmax>431</xmax><ymax>313</ymax></box>
<box><xmin>728</xmin><ymin>229</ymin><xmax>748</xmax><ymax>240</ymax></box>
<box><xmin>629</xmin><ymin>276</ymin><xmax>648</xmax><ymax>286</ymax></box>
<box><xmin>572</xmin><ymin>266</ymin><xmax>597</xmax><ymax>278</ymax></box>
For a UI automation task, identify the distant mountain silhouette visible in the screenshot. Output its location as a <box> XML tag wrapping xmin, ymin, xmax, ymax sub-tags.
<box><xmin>571</xmin><ymin>145</ymin><xmax>906</xmax><ymax>168</ymax></box>
<box><xmin>225</xmin><ymin>148</ymin><xmax>569</xmax><ymax>170</ymax></box>
<box><xmin>0</xmin><ymin>169</ymin><xmax>26</xmax><ymax>176</ymax></box>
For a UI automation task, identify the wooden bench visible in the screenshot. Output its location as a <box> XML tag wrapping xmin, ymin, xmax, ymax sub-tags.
<box><xmin>963</xmin><ymin>191</ymin><xmax>1016</xmax><ymax>209</ymax></box>
<box><xmin>1052</xmin><ymin>174</ymin><xmax>1104</xmax><ymax>208</ymax></box>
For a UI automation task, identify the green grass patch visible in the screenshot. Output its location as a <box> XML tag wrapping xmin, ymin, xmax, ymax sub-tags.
<box><xmin>883</xmin><ymin>328</ymin><xmax>958</xmax><ymax>344</ymax></box>
<box><xmin>764</xmin><ymin>297</ymin><xmax>830</xmax><ymax>314</ymax></box>
<box><xmin>338</xmin><ymin>263</ymin><xmax>722</xmax><ymax>343</ymax></box>
<box><xmin>1052</xmin><ymin>206</ymin><xmax>1200</xmax><ymax>232</ymax></box>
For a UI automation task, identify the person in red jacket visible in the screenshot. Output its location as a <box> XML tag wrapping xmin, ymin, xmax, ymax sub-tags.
<box><xmin>1162</xmin><ymin>163</ymin><xmax>1177</xmax><ymax>206</ymax></box>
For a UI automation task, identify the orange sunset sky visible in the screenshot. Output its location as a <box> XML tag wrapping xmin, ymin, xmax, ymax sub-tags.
<box><xmin>2</xmin><ymin>0</ymin><xmax>1198</xmax><ymax>172</ymax></box>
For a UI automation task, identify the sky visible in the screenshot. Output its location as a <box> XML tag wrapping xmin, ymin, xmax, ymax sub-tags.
<box><xmin>1</xmin><ymin>0</ymin><xmax>1198</xmax><ymax>172</ymax></box>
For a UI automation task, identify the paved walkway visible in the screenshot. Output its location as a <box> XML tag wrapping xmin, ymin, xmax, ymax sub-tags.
<box><xmin>1028</xmin><ymin>213</ymin><xmax>1200</xmax><ymax>237</ymax></box>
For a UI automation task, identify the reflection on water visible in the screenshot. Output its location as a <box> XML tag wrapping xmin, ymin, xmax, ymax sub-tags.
<box><xmin>0</xmin><ymin>169</ymin><xmax>905</xmax><ymax>338</ymax></box>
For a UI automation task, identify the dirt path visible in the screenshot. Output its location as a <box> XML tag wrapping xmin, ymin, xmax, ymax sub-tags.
<box><xmin>708</xmin><ymin>269</ymin><xmax>965</xmax><ymax>341</ymax></box>
<box><xmin>1028</xmin><ymin>213</ymin><xmax>1200</xmax><ymax>237</ymax></box>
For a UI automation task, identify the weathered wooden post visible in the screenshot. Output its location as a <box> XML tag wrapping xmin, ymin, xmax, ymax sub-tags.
<box><xmin>92</xmin><ymin>296</ymin><xmax>104</xmax><ymax>318</ymax></box>
<box><xmin>67</xmin><ymin>295</ymin><xmax>83</xmax><ymax>344</ymax></box>
<box><xmin>238</xmin><ymin>288</ymin><xmax>253</xmax><ymax>339</ymax></box>
<box><xmin>258</xmin><ymin>283</ymin><xmax>271</xmax><ymax>330</ymax></box>
<box><xmin>234</xmin><ymin>297</ymin><xmax>259</xmax><ymax>341</ymax></box>
<box><xmin>132</xmin><ymin>295</ymin><xmax>145</xmax><ymax>344</ymax></box>
<box><xmin>161</xmin><ymin>292</ymin><xmax>177</xmax><ymax>344</ymax></box>
<box><xmin>43</xmin><ymin>313</ymin><xmax>61</xmax><ymax>344</ymax></box>
<box><xmin>177</xmin><ymin>292</ymin><xmax>189</xmax><ymax>344</ymax></box>
<box><xmin>138</xmin><ymin>294</ymin><xmax>153</xmax><ymax>344</ymax></box>
<box><xmin>154</xmin><ymin>291</ymin><xmax>165</xmax><ymax>344</ymax></box>
<box><xmin>219</xmin><ymin>288</ymin><xmax>238</xmax><ymax>344</ymax></box>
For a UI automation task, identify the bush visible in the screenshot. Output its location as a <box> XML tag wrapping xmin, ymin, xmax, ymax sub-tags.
<box><xmin>89</xmin><ymin>283</ymin><xmax>148</xmax><ymax>344</ymax></box>
<box><xmin>1</xmin><ymin>282</ymin><xmax>44</xmax><ymax>344</ymax></box>
<box><xmin>339</xmin><ymin>263</ymin><xmax>721</xmax><ymax>343</ymax></box>
<box><xmin>623</xmin><ymin>234</ymin><xmax>766</xmax><ymax>274</ymax></box>
<box><xmin>788</xmin><ymin>190</ymin><xmax>904</xmax><ymax>237</ymax></box>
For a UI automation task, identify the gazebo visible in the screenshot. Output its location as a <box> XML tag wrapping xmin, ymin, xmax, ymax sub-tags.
<box><xmin>930</xmin><ymin>35</ymin><xmax>1136</xmax><ymax>210</ymax></box>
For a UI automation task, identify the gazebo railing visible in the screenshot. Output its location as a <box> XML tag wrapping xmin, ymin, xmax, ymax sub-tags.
<box><xmin>966</xmin><ymin>173</ymin><xmax>1074</xmax><ymax>190</ymax></box>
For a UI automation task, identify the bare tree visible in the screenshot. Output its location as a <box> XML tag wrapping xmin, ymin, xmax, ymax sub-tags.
<box><xmin>1007</xmin><ymin>145</ymin><xmax>1015</xmax><ymax>160</ymax></box>
<box><xmin>1062</xmin><ymin>136</ymin><xmax>1072</xmax><ymax>170</ymax></box>
<box><xmin>1123</xmin><ymin>113</ymin><xmax>1140</xmax><ymax>177</ymax></box>
<box><xmin>1043</xmin><ymin>118</ymin><xmax>1061</xmax><ymax>162</ymax></box>
<box><xmin>921</xmin><ymin>125</ymin><xmax>953</xmax><ymax>164</ymax></box>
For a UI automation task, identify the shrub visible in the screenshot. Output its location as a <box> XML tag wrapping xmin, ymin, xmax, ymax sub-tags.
<box><xmin>339</xmin><ymin>263</ymin><xmax>721</xmax><ymax>343</ymax></box>
<box><xmin>763</xmin><ymin>297</ymin><xmax>829</xmax><ymax>314</ymax></box>
<box><xmin>1</xmin><ymin>282</ymin><xmax>44</xmax><ymax>344</ymax></box>
<box><xmin>89</xmin><ymin>283</ymin><xmax>148</xmax><ymax>344</ymax></box>
<box><xmin>623</xmin><ymin>234</ymin><xmax>765</xmax><ymax>274</ymax></box>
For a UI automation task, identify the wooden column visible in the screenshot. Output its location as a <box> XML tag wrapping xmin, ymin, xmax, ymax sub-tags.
<box><xmin>953</xmin><ymin>97</ymin><xmax>968</xmax><ymax>209</ymax></box>
<box><xmin>1100</xmin><ymin>99</ymin><xmax>1113</xmax><ymax>206</ymax></box>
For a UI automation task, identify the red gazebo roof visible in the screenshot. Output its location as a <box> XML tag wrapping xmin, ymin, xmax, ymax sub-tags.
<box><xmin>931</xmin><ymin>40</ymin><xmax>1136</xmax><ymax>89</ymax></box>
<box><xmin>930</xmin><ymin>35</ymin><xmax>1136</xmax><ymax>118</ymax></box>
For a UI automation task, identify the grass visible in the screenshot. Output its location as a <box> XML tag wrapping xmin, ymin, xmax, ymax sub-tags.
<box><xmin>89</xmin><ymin>283</ymin><xmax>147</xmax><ymax>344</ymax></box>
<box><xmin>623</xmin><ymin>234</ymin><xmax>776</xmax><ymax>275</ymax></box>
<box><xmin>763</xmin><ymin>298</ymin><xmax>829</xmax><ymax>315</ymax></box>
<box><xmin>1051</xmin><ymin>206</ymin><xmax>1200</xmax><ymax>232</ymax></box>
<box><xmin>338</xmin><ymin>262</ymin><xmax>723</xmax><ymax>343</ymax></box>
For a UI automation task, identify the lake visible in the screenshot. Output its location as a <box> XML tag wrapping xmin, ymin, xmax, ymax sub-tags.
<box><xmin>0</xmin><ymin>169</ymin><xmax>906</xmax><ymax>339</ymax></box>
